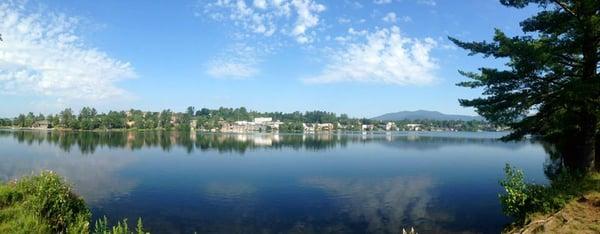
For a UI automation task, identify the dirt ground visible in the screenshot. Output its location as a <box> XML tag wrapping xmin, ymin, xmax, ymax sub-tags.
<box><xmin>507</xmin><ymin>193</ymin><xmax>600</xmax><ymax>234</ymax></box>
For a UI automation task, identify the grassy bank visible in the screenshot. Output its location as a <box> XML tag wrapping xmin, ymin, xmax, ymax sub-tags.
<box><xmin>500</xmin><ymin>165</ymin><xmax>600</xmax><ymax>233</ymax></box>
<box><xmin>0</xmin><ymin>171</ymin><xmax>147</xmax><ymax>234</ymax></box>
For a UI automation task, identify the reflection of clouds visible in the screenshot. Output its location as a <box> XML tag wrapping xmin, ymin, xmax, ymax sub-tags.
<box><xmin>0</xmin><ymin>147</ymin><xmax>138</xmax><ymax>204</ymax></box>
<box><xmin>203</xmin><ymin>182</ymin><xmax>257</xmax><ymax>200</ymax></box>
<box><xmin>302</xmin><ymin>176</ymin><xmax>436</xmax><ymax>233</ymax></box>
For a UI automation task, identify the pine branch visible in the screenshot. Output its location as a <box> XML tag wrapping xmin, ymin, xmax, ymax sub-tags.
<box><xmin>551</xmin><ymin>0</ymin><xmax>577</xmax><ymax>17</ymax></box>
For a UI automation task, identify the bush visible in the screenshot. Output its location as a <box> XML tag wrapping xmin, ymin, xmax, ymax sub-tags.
<box><xmin>0</xmin><ymin>171</ymin><xmax>147</xmax><ymax>234</ymax></box>
<box><xmin>499</xmin><ymin>164</ymin><xmax>599</xmax><ymax>224</ymax></box>
<box><xmin>499</xmin><ymin>164</ymin><xmax>529</xmax><ymax>220</ymax></box>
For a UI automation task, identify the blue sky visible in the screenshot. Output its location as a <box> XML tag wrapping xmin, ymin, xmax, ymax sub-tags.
<box><xmin>0</xmin><ymin>0</ymin><xmax>538</xmax><ymax>118</ymax></box>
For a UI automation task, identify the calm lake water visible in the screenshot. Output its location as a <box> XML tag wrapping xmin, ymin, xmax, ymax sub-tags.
<box><xmin>0</xmin><ymin>130</ymin><xmax>550</xmax><ymax>233</ymax></box>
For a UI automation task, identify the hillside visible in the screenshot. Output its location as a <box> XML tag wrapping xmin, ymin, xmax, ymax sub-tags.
<box><xmin>372</xmin><ymin>110</ymin><xmax>484</xmax><ymax>121</ymax></box>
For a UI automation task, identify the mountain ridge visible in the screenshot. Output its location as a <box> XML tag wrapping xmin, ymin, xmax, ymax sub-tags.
<box><xmin>372</xmin><ymin>110</ymin><xmax>484</xmax><ymax>121</ymax></box>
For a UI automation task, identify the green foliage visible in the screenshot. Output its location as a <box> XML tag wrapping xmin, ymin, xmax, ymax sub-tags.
<box><xmin>499</xmin><ymin>164</ymin><xmax>529</xmax><ymax>220</ymax></box>
<box><xmin>0</xmin><ymin>171</ymin><xmax>148</xmax><ymax>234</ymax></box>
<box><xmin>279</xmin><ymin>122</ymin><xmax>304</xmax><ymax>132</ymax></box>
<box><xmin>0</xmin><ymin>118</ymin><xmax>12</xmax><ymax>127</ymax></box>
<box><xmin>93</xmin><ymin>217</ymin><xmax>146</xmax><ymax>234</ymax></box>
<box><xmin>499</xmin><ymin>164</ymin><xmax>600</xmax><ymax>224</ymax></box>
<box><xmin>14</xmin><ymin>171</ymin><xmax>88</xmax><ymax>231</ymax></box>
<box><xmin>451</xmin><ymin>0</ymin><xmax>599</xmax><ymax>171</ymax></box>
<box><xmin>3</xmin><ymin>106</ymin><xmax>497</xmax><ymax>132</ymax></box>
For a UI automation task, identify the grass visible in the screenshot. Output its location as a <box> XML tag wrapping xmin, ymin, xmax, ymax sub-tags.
<box><xmin>0</xmin><ymin>171</ymin><xmax>147</xmax><ymax>234</ymax></box>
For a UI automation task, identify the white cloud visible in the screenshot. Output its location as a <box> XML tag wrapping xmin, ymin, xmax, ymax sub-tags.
<box><xmin>206</xmin><ymin>43</ymin><xmax>260</xmax><ymax>79</ymax></box>
<box><xmin>200</xmin><ymin>0</ymin><xmax>326</xmax><ymax>44</ymax></box>
<box><xmin>0</xmin><ymin>2</ymin><xmax>136</xmax><ymax>101</ymax></box>
<box><xmin>382</xmin><ymin>12</ymin><xmax>397</xmax><ymax>23</ymax></box>
<box><xmin>305</xmin><ymin>26</ymin><xmax>438</xmax><ymax>85</ymax></box>
<box><xmin>253</xmin><ymin>0</ymin><xmax>267</xmax><ymax>9</ymax></box>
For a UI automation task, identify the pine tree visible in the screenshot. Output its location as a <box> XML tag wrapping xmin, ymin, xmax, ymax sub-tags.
<box><xmin>450</xmin><ymin>0</ymin><xmax>599</xmax><ymax>172</ymax></box>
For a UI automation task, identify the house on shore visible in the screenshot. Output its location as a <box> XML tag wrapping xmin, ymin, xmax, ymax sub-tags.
<box><xmin>405</xmin><ymin>124</ymin><xmax>423</xmax><ymax>131</ymax></box>
<box><xmin>32</xmin><ymin>120</ymin><xmax>50</xmax><ymax>129</ymax></box>
<box><xmin>361</xmin><ymin>124</ymin><xmax>375</xmax><ymax>131</ymax></box>
<box><xmin>220</xmin><ymin>117</ymin><xmax>281</xmax><ymax>133</ymax></box>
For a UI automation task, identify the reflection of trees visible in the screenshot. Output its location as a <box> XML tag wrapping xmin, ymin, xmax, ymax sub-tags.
<box><xmin>1</xmin><ymin>130</ymin><xmax>529</xmax><ymax>155</ymax></box>
<box><xmin>537</xmin><ymin>136</ymin><xmax>599</xmax><ymax>175</ymax></box>
<box><xmin>538</xmin><ymin>140</ymin><xmax>591</xmax><ymax>182</ymax></box>
<box><xmin>2</xmin><ymin>131</ymin><xmax>354</xmax><ymax>154</ymax></box>
<box><xmin>379</xmin><ymin>134</ymin><xmax>534</xmax><ymax>151</ymax></box>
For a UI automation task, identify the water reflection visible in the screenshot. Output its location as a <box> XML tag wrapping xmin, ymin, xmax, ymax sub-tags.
<box><xmin>0</xmin><ymin>137</ymin><xmax>138</xmax><ymax>204</ymax></box>
<box><xmin>0</xmin><ymin>130</ymin><xmax>528</xmax><ymax>154</ymax></box>
<box><xmin>0</xmin><ymin>130</ymin><xmax>547</xmax><ymax>233</ymax></box>
<box><xmin>303</xmin><ymin>176</ymin><xmax>437</xmax><ymax>233</ymax></box>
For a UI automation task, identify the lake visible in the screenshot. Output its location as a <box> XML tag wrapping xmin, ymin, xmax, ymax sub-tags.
<box><xmin>0</xmin><ymin>130</ymin><xmax>549</xmax><ymax>233</ymax></box>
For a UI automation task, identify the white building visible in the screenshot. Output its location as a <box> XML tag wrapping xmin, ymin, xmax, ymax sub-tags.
<box><xmin>361</xmin><ymin>124</ymin><xmax>375</xmax><ymax>131</ymax></box>
<box><xmin>254</xmin><ymin>117</ymin><xmax>272</xmax><ymax>124</ymax></box>
<box><xmin>385</xmin><ymin>122</ymin><xmax>398</xmax><ymax>131</ymax></box>
<box><xmin>405</xmin><ymin>124</ymin><xmax>422</xmax><ymax>131</ymax></box>
<box><xmin>316</xmin><ymin>123</ymin><xmax>334</xmax><ymax>131</ymax></box>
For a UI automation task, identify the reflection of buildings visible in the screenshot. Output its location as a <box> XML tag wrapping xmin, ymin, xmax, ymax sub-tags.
<box><xmin>3</xmin><ymin>130</ymin><xmax>520</xmax><ymax>156</ymax></box>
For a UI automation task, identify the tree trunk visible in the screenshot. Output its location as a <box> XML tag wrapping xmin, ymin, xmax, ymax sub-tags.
<box><xmin>596</xmin><ymin>134</ymin><xmax>600</xmax><ymax>172</ymax></box>
<box><xmin>578</xmin><ymin>116</ymin><xmax>597</xmax><ymax>173</ymax></box>
<box><xmin>579</xmin><ymin>4</ymin><xmax>598</xmax><ymax>173</ymax></box>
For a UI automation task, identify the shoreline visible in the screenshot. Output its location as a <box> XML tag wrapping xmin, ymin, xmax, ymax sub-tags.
<box><xmin>0</xmin><ymin>127</ymin><xmax>507</xmax><ymax>134</ymax></box>
<box><xmin>505</xmin><ymin>192</ymin><xmax>600</xmax><ymax>233</ymax></box>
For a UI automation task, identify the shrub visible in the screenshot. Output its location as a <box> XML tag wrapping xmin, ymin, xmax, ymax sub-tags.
<box><xmin>0</xmin><ymin>171</ymin><xmax>147</xmax><ymax>234</ymax></box>
<box><xmin>499</xmin><ymin>164</ymin><xmax>529</xmax><ymax>220</ymax></box>
<box><xmin>499</xmin><ymin>163</ymin><xmax>599</xmax><ymax>224</ymax></box>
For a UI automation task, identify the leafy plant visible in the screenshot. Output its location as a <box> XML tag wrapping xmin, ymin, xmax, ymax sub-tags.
<box><xmin>0</xmin><ymin>171</ymin><xmax>148</xmax><ymax>234</ymax></box>
<box><xmin>499</xmin><ymin>164</ymin><xmax>529</xmax><ymax>220</ymax></box>
<box><xmin>93</xmin><ymin>216</ymin><xmax>146</xmax><ymax>234</ymax></box>
<box><xmin>499</xmin><ymin>163</ymin><xmax>600</xmax><ymax>224</ymax></box>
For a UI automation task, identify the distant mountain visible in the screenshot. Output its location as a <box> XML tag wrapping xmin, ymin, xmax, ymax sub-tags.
<box><xmin>372</xmin><ymin>110</ymin><xmax>484</xmax><ymax>121</ymax></box>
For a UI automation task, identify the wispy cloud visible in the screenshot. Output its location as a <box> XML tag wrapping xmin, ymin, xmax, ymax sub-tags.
<box><xmin>417</xmin><ymin>0</ymin><xmax>436</xmax><ymax>6</ymax></box>
<box><xmin>305</xmin><ymin>26</ymin><xmax>438</xmax><ymax>85</ymax></box>
<box><xmin>382</xmin><ymin>12</ymin><xmax>397</xmax><ymax>23</ymax></box>
<box><xmin>383</xmin><ymin>13</ymin><xmax>411</xmax><ymax>23</ymax></box>
<box><xmin>199</xmin><ymin>0</ymin><xmax>326</xmax><ymax>44</ymax></box>
<box><xmin>205</xmin><ymin>43</ymin><xmax>261</xmax><ymax>79</ymax></box>
<box><xmin>373</xmin><ymin>0</ymin><xmax>392</xmax><ymax>4</ymax></box>
<box><xmin>0</xmin><ymin>2</ymin><xmax>136</xmax><ymax>101</ymax></box>
<box><xmin>337</xmin><ymin>17</ymin><xmax>351</xmax><ymax>24</ymax></box>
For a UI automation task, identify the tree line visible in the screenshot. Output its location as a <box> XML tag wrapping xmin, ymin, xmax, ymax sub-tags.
<box><xmin>0</xmin><ymin>106</ymin><xmax>494</xmax><ymax>132</ymax></box>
